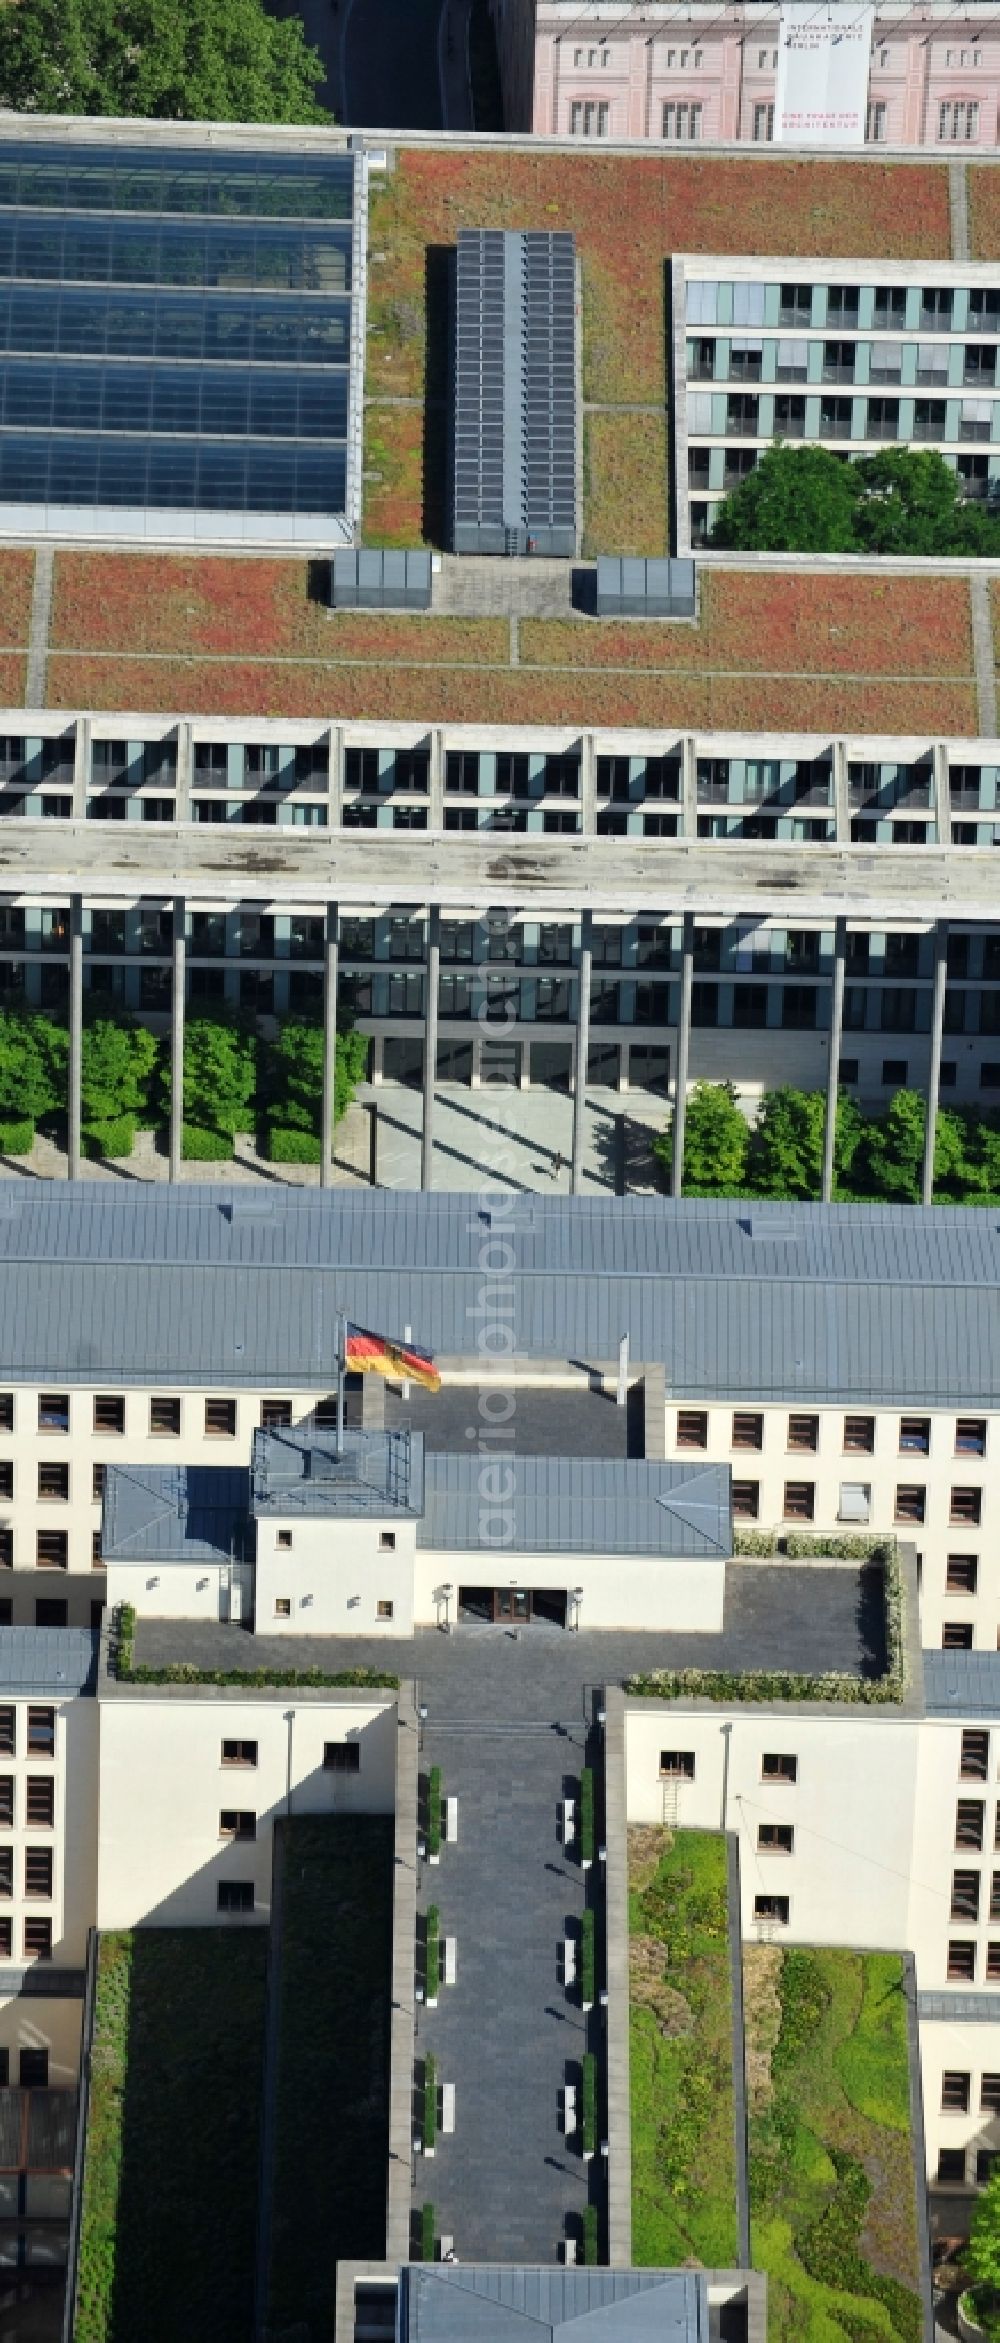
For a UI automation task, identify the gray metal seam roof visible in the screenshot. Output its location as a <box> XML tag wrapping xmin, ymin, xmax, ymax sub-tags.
<box><xmin>0</xmin><ymin>1191</ymin><xmax>998</xmax><ymax>1406</ymax></box>
<box><xmin>923</xmin><ymin>1651</ymin><xmax>1000</xmax><ymax>1717</ymax></box>
<box><xmin>0</xmin><ymin>1628</ymin><xmax>97</xmax><ymax>1695</ymax></box>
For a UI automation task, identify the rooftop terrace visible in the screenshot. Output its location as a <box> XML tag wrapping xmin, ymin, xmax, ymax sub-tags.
<box><xmin>117</xmin><ymin>1559</ymin><xmax>886</xmax><ymax>1712</ymax></box>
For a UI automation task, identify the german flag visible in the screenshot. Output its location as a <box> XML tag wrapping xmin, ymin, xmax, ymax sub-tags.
<box><xmin>345</xmin><ymin>1324</ymin><xmax>441</xmax><ymax>1393</ymax></box>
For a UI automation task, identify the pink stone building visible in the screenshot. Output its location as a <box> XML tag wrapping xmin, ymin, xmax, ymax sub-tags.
<box><xmin>492</xmin><ymin>3</ymin><xmax>1000</xmax><ymax>146</ymax></box>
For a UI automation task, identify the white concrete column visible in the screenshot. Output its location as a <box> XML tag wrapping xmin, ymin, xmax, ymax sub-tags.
<box><xmin>329</xmin><ymin>725</ymin><xmax>344</xmax><ymax>830</ymax></box>
<box><xmin>580</xmin><ymin>732</ymin><xmax>597</xmax><ymax>837</ymax></box>
<box><xmin>321</xmin><ymin>901</ymin><xmax>339</xmax><ymax>1191</ymax></box>
<box><xmin>571</xmin><ymin>910</ymin><xmax>593</xmax><ymax>1196</ymax></box>
<box><xmin>822</xmin><ymin>917</ymin><xmax>847</xmax><ymax>1205</ymax></box>
<box><xmin>832</xmin><ymin>737</ymin><xmax>850</xmax><ymax>843</ymax></box>
<box><xmin>71</xmin><ymin>719</ymin><xmax>90</xmax><ymax>822</ymax></box>
<box><xmin>922</xmin><ymin>922</ymin><xmax>948</xmax><ymax>1210</ymax></box>
<box><xmin>421</xmin><ymin>908</ymin><xmax>440</xmax><ymax>1192</ymax></box>
<box><xmin>68</xmin><ymin>895</ymin><xmax>83</xmax><ymax>1182</ymax></box>
<box><xmin>671</xmin><ymin>913</ymin><xmax>694</xmax><ymax>1200</ymax></box>
<box><xmin>174</xmin><ymin>721</ymin><xmax>193</xmax><ymax>825</ymax></box>
<box><xmin>169</xmin><ymin>898</ymin><xmax>186</xmax><ymax>1186</ymax></box>
<box><xmin>429</xmin><ymin>730</ymin><xmax>445</xmax><ymax>831</ymax></box>
<box><xmin>681</xmin><ymin>736</ymin><xmax>697</xmax><ymax>839</ymax></box>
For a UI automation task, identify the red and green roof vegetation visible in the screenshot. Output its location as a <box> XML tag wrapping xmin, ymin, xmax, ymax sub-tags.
<box><xmin>364</xmin><ymin>146</ymin><xmax>952</xmax><ymax>557</ymax></box>
<box><xmin>745</xmin><ymin>1945</ymin><xmax>923</xmax><ymax>2343</ymax></box>
<box><xmin>969</xmin><ymin>166</ymin><xmax>1000</xmax><ymax>258</ymax></box>
<box><xmin>629</xmin><ymin>1825</ymin><xmax>740</xmax><ymax>2268</ymax></box>
<box><xmin>74</xmin><ymin>1929</ymin><xmax>268</xmax><ymax>2343</ymax></box>
<box><xmin>31</xmin><ymin>554</ymin><xmax>980</xmax><ymax>732</ymax></box>
<box><xmin>0</xmin><ymin>553</ymin><xmax>34</xmax><ymax>649</ymax></box>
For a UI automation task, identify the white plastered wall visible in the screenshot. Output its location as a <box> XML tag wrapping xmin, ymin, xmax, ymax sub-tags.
<box><xmin>413</xmin><ymin>1546</ymin><xmax>726</xmax><ymax>1631</ymax></box>
<box><xmin>96</xmin><ymin>1692</ymin><xmax>398</xmax><ymax>1930</ymax></box>
<box><xmin>0</xmin><ymin>1997</ymin><xmax>82</xmax><ymax>2091</ymax></box>
<box><xmin>661</xmin><ymin>1398</ymin><xmax>999</xmax><ymax>1651</ymax></box>
<box><xmin>255</xmin><ymin>1516</ymin><xmax>418</xmax><ymax>1635</ymax></box>
<box><xmin>624</xmin><ymin>1701</ymin><xmax>919</xmax><ymax>1950</ymax></box>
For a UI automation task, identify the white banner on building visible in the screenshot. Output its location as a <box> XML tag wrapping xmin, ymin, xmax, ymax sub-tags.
<box><xmin>774</xmin><ymin>4</ymin><xmax>874</xmax><ymax>146</ymax></box>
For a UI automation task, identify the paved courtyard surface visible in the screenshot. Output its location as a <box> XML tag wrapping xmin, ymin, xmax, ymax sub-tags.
<box><xmin>0</xmin><ymin>1086</ymin><xmax>664</xmax><ymax>1196</ymax></box>
<box><xmin>414</xmin><ymin>1712</ymin><xmax>591</xmax><ymax>2262</ymax></box>
<box><xmin>135</xmin><ymin>1561</ymin><xmax>884</xmax><ymax>1723</ymax></box>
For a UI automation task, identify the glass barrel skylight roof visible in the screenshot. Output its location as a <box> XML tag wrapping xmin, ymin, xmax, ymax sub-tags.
<box><xmin>0</xmin><ymin>135</ymin><xmax>361</xmax><ymax>543</ymax></box>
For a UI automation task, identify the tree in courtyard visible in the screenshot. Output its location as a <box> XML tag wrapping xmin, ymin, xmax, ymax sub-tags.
<box><xmin>965</xmin><ymin>2164</ymin><xmax>1000</xmax><ymax>2321</ymax></box>
<box><xmin>960</xmin><ymin>1111</ymin><xmax>1000</xmax><ymax>1199</ymax></box>
<box><xmin>268</xmin><ymin>1020</ymin><xmax>368</xmax><ymax>1135</ymax></box>
<box><xmin>854</xmin><ymin>1087</ymin><xmax>926</xmax><ymax>1203</ymax></box>
<box><xmin>169</xmin><ymin>1016</ymin><xmax>257</xmax><ymax>1138</ymax></box>
<box><xmin>747</xmin><ymin>1085</ymin><xmax>826</xmax><ymax>1200</ymax></box>
<box><xmin>654</xmin><ymin>1080</ymin><xmax>749</xmax><ymax>1195</ymax></box>
<box><xmin>853</xmin><ymin>446</ymin><xmax>1000</xmax><ymax>557</ymax></box>
<box><xmin>81</xmin><ymin>1018</ymin><xmax>157</xmax><ymax>1128</ymax></box>
<box><xmin>710</xmin><ymin>439</ymin><xmax>1000</xmax><ymax>557</ymax></box>
<box><xmin>0</xmin><ymin>1010</ymin><xmax>64</xmax><ymax>1127</ymax></box>
<box><xmin>709</xmin><ymin>443</ymin><xmax>861</xmax><ymax>553</ymax></box>
<box><xmin>0</xmin><ymin>0</ymin><xmax>328</xmax><ymax>124</ymax></box>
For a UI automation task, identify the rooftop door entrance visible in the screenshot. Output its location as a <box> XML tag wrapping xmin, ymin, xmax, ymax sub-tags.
<box><xmin>458</xmin><ymin>1586</ymin><xmax>568</xmax><ymax>1627</ymax></box>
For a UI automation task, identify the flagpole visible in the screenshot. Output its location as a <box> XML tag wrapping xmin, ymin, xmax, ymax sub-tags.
<box><xmin>336</xmin><ymin>1312</ymin><xmax>346</xmax><ymax>1457</ymax></box>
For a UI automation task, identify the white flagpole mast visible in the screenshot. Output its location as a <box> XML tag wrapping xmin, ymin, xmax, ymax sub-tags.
<box><xmin>336</xmin><ymin>1312</ymin><xmax>346</xmax><ymax>1456</ymax></box>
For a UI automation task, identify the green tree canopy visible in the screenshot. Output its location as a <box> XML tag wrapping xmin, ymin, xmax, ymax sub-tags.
<box><xmin>853</xmin><ymin>446</ymin><xmax>1000</xmax><ymax>556</ymax></box>
<box><xmin>710</xmin><ymin>440</ymin><xmax>1000</xmax><ymax>556</ymax></box>
<box><xmin>851</xmin><ymin>1087</ymin><xmax>927</xmax><ymax>1203</ymax></box>
<box><xmin>0</xmin><ymin>1010</ymin><xmax>64</xmax><ymax>1124</ymax></box>
<box><xmin>709</xmin><ymin>443</ymin><xmax>860</xmax><ymax>553</ymax></box>
<box><xmin>81</xmin><ymin>1018</ymin><xmax>157</xmax><ymax>1126</ymax></box>
<box><xmin>0</xmin><ymin>0</ymin><xmax>328</xmax><ymax>122</ymax></box>
<box><xmin>966</xmin><ymin>2166</ymin><xmax>1000</xmax><ymax>2295</ymax></box>
<box><xmin>170</xmin><ymin>1016</ymin><xmax>257</xmax><ymax>1137</ymax></box>
<box><xmin>653</xmin><ymin>1079</ymin><xmax>749</xmax><ymax>1195</ymax></box>
<box><xmin>268</xmin><ymin>1020</ymin><xmax>368</xmax><ymax>1134</ymax></box>
<box><xmin>746</xmin><ymin>1085</ymin><xmax>826</xmax><ymax>1200</ymax></box>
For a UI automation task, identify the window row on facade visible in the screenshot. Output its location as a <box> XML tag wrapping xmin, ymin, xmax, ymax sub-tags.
<box><xmin>15</xmin><ymin>728</ymin><xmax>1000</xmax><ymax>847</ymax></box>
<box><xmin>674</xmin><ymin>1407</ymin><xmax>990</xmax><ymax>1458</ymax></box>
<box><xmin>686</xmin><ymin>279</ymin><xmax>1000</xmax><ymax>334</ymax></box>
<box><xmin>726</xmin><ymin>1478</ymin><xmax>981</xmax><ymax>1525</ymax></box>
<box><xmin>566</xmin><ymin>97</ymin><xmax>989</xmax><ymax>143</ymax></box>
<box><xmin>0</xmin><ymin>1391</ymin><xmax>331</xmax><ymax>1439</ymax></box>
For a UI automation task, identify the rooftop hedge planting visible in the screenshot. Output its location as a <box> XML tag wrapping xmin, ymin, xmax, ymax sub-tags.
<box><xmin>112</xmin><ymin>1604</ymin><xmax>399</xmax><ymax>1691</ymax></box>
<box><xmin>74</xmin><ymin>1928</ymin><xmax>267</xmax><ymax>2343</ymax></box>
<box><xmin>629</xmin><ymin>1826</ymin><xmax>738</xmax><ymax>2268</ymax></box>
<box><xmin>745</xmin><ymin>1945</ymin><xmax>923</xmax><ymax>2343</ymax></box>
<box><xmin>627</xmin><ymin>1541</ymin><xmax>903</xmax><ymax>1709</ymax></box>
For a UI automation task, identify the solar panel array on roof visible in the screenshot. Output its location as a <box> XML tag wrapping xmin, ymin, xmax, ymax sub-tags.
<box><xmin>451</xmin><ymin>228</ymin><xmax>577</xmax><ymax>557</ymax></box>
<box><xmin>0</xmin><ymin>131</ymin><xmax>362</xmax><ymax>546</ymax></box>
